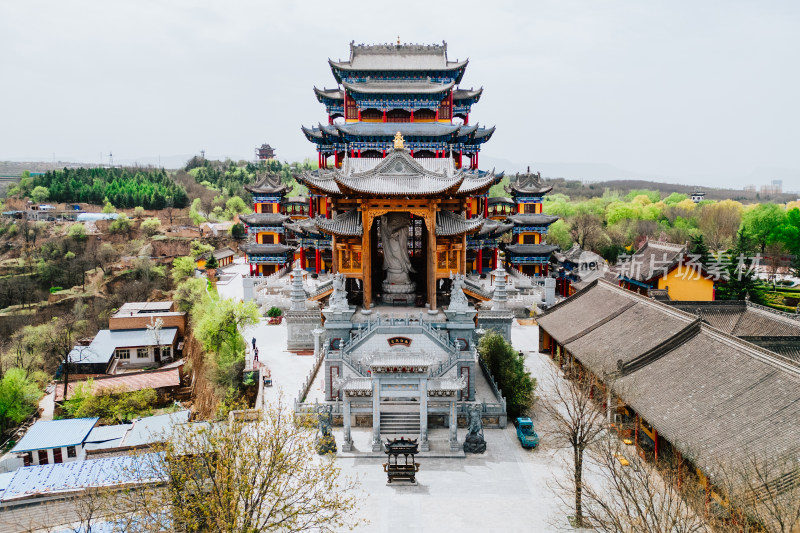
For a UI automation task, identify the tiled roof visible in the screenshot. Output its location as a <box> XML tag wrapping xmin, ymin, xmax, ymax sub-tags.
<box><xmin>284</xmin><ymin>217</ymin><xmax>325</xmax><ymax>236</ymax></box>
<box><xmin>436</xmin><ymin>211</ymin><xmax>484</xmax><ymax>236</ymax></box>
<box><xmin>239</xmin><ymin>243</ymin><xmax>295</xmax><ymax>255</ymax></box>
<box><xmin>620</xmin><ymin>240</ymin><xmax>687</xmax><ymax>282</ymax></box>
<box><xmin>0</xmin><ymin>453</ymin><xmax>163</xmax><ymax>502</ymax></box>
<box><xmin>428</xmin><ymin>377</ymin><xmax>467</xmax><ymax>392</ymax></box>
<box><xmin>538</xmin><ymin>279</ymin><xmax>800</xmax><ymax>490</ymax></box>
<box><xmin>212</xmin><ymin>247</ymin><xmax>235</xmax><ymax>260</ymax></box>
<box><xmin>487</xmin><ymin>196</ymin><xmax>514</xmax><ymax>205</ymax></box>
<box><xmin>11</xmin><ymin>418</ymin><xmax>99</xmax><ymax>453</ymax></box>
<box><xmin>368</xmin><ymin>351</ymin><xmax>434</xmax><ymax>369</ymax></box>
<box><xmin>243</xmin><ymin>173</ymin><xmax>289</xmax><ymax>195</ymax></box>
<box><xmin>342</xmin><ymin>79</ymin><xmax>454</xmax><ymax>95</ymax></box>
<box><xmin>476</xmin><ymin>218</ymin><xmax>513</xmax><ymax>237</ymax></box>
<box><xmin>54</xmin><ymin>366</ymin><xmax>182</xmax><ymax>402</ymax></box>
<box><xmin>506</xmin><ymin>172</ymin><xmax>553</xmax><ymax>195</ymax></box>
<box><xmin>313</xmin><ymin>87</ymin><xmax>343</xmax><ymax>100</ymax></box>
<box><xmin>314</xmin><ymin>210</ymin><xmax>362</xmax><ymax>236</ymax></box>
<box><xmin>239</xmin><ymin>213</ymin><xmax>290</xmax><ymax>226</ymax></box>
<box><xmin>68</xmin><ymin>328</ymin><xmax>179</xmax><ymax>365</ymax></box>
<box><xmin>115</xmin><ymin>301</ymin><xmax>173</xmax><ymax>314</ymax></box>
<box><xmin>507</xmin><ymin>214</ymin><xmax>560</xmax><ymax>226</ymax></box>
<box><xmin>666</xmin><ymin>300</ymin><xmax>800</xmax><ymax>337</ymax></box>
<box><xmin>617</xmin><ymin>325</ymin><xmax>800</xmax><ymax>485</ymax></box>
<box><xmin>341</xmin><ymin>378</ymin><xmax>372</xmax><ymax>392</ymax></box>
<box><xmin>453</xmin><ymin>87</ymin><xmax>482</xmax><ymax>100</ymax></box>
<box><xmin>330</xmin><ymin>42</ymin><xmax>467</xmax><ymax>72</ymax></box>
<box><xmin>538</xmin><ymin>280</ymin><xmax>699</xmax><ymax>375</ymax></box>
<box><xmin>505</xmin><ymin>244</ymin><xmax>559</xmax><ymax>255</ymax></box>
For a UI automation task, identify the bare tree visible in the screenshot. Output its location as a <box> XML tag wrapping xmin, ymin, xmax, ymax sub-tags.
<box><xmin>570</xmin><ymin>213</ymin><xmax>604</xmax><ymax>250</ymax></box>
<box><xmin>542</xmin><ymin>365</ymin><xmax>607</xmax><ymax>528</ymax></box>
<box><xmin>580</xmin><ymin>435</ymin><xmax>711</xmax><ymax>533</ymax></box>
<box><xmin>713</xmin><ymin>453</ymin><xmax>800</xmax><ymax>533</ymax></box>
<box><xmin>107</xmin><ymin>398</ymin><xmax>365</xmax><ymax>532</ymax></box>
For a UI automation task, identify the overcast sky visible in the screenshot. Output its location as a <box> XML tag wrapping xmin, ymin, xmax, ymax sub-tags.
<box><xmin>1</xmin><ymin>0</ymin><xmax>798</xmax><ymax>188</ymax></box>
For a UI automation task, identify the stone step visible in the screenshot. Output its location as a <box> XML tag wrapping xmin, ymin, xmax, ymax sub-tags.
<box><xmin>380</xmin><ymin>412</ymin><xmax>420</xmax><ymax>433</ymax></box>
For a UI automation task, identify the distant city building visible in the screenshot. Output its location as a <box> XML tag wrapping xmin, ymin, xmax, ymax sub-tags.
<box><xmin>743</xmin><ymin>184</ymin><xmax>756</xmax><ymax>193</ymax></box>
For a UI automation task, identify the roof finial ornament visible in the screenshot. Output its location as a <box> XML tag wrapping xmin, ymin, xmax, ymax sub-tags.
<box><xmin>394</xmin><ymin>132</ymin><xmax>405</xmax><ymax>150</ymax></box>
<box><xmin>397</xmin><ymin>35</ymin><xmax>401</xmax><ymax>45</ymax></box>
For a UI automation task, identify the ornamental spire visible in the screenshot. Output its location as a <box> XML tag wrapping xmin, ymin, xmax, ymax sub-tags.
<box><xmin>393</xmin><ymin>131</ymin><xmax>405</xmax><ymax>150</ymax></box>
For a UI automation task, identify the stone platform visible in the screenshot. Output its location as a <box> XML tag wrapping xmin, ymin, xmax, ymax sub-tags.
<box><xmin>334</xmin><ymin>428</ymin><xmax>465</xmax><ymax>459</ymax></box>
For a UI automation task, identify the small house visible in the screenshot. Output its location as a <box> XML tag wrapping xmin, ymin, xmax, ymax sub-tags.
<box><xmin>68</xmin><ymin>327</ymin><xmax>179</xmax><ymax>374</ymax></box>
<box><xmin>11</xmin><ymin>418</ymin><xmax>99</xmax><ymax>466</ymax></box>
<box><xmin>196</xmin><ymin>247</ymin><xmax>235</xmax><ymax>270</ymax></box>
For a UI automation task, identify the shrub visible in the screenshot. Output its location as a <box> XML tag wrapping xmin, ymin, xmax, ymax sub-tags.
<box><xmin>478</xmin><ymin>331</ymin><xmax>537</xmax><ymax>418</ymax></box>
<box><xmin>63</xmin><ymin>383</ymin><xmax>158</xmax><ymax>424</ymax></box>
<box><xmin>141</xmin><ymin>217</ymin><xmax>162</xmax><ymax>236</ymax></box>
<box><xmin>267</xmin><ymin>306</ymin><xmax>283</xmax><ymax>318</ymax></box>
<box><xmin>67</xmin><ymin>223</ymin><xmax>87</xmax><ymax>240</ymax></box>
<box><xmin>49</xmin><ymin>286</ymin><xmax>63</xmax><ymax>293</ymax></box>
<box><xmin>108</xmin><ymin>213</ymin><xmax>132</xmax><ymax>234</ymax></box>
<box><xmin>0</xmin><ymin>368</ymin><xmax>44</xmax><ymax>432</ymax></box>
<box><xmin>133</xmin><ymin>206</ymin><xmax>146</xmax><ymax>219</ymax></box>
<box><xmin>231</xmin><ymin>223</ymin><xmax>245</xmax><ymax>239</ymax></box>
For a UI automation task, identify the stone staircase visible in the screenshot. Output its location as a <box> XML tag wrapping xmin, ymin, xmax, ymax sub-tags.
<box><xmin>380</xmin><ymin>412</ymin><xmax>420</xmax><ymax>435</ymax></box>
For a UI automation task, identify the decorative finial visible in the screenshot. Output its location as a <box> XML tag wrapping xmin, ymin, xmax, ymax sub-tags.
<box><xmin>393</xmin><ymin>132</ymin><xmax>404</xmax><ymax>150</ymax></box>
<box><xmin>397</xmin><ymin>35</ymin><xmax>401</xmax><ymax>45</ymax></box>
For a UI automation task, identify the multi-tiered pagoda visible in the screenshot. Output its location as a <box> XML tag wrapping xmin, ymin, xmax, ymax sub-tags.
<box><xmin>239</xmin><ymin>173</ymin><xmax>295</xmax><ymax>275</ymax></box>
<box><xmin>295</xmin><ymin>41</ymin><xmax>506</xmax><ymax>310</ymax></box>
<box><xmin>504</xmin><ymin>172</ymin><xmax>559</xmax><ymax>275</ymax></box>
<box><xmin>303</xmin><ymin>41</ymin><xmax>494</xmax><ymax>170</ymax></box>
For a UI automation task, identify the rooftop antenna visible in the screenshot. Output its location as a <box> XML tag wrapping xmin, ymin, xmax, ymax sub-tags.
<box><xmin>109</xmin><ymin>152</ymin><xmax>113</xmax><ymax>167</ymax></box>
<box><xmin>200</xmin><ymin>149</ymin><xmax>205</xmax><ymax>159</ymax></box>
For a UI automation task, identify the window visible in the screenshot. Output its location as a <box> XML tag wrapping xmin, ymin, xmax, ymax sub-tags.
<box><xmin>38</xmin><ymin>450</ymin><xmax>48</xmax><ymax>465</ymax></box>
<box><xmin>23</xmin><ymin>452</ymin><xmax>32</xmax><ymax>466</ymax></box>
<box><xmin>161</xmin><ymin>345</ymin><xmax>172</xmax><ymax>359</ymax></box>
<box><xmin>115</xmin><ymin>348</ymin><xmax>130</xmax><ymax>360</ymax></box>
<box><xmin>67</xmin><ymin>445</ymin><xmax>77</xmax><ymax>458</ymax></box>
<box><xmin>53</xmin><ymin>447</ymin><xmax>63</xmax><ymax>463</ymax></box>
<box><xmin>137</xmin><ymin>348</ymin><xmax>149</xmax><ymax>359</ymax></box>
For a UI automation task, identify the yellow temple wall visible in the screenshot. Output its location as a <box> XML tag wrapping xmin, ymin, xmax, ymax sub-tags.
<box><xmin>657</xmin><ymin>268</ymin><xmax>715</xmax><ymax>301</ymax></box>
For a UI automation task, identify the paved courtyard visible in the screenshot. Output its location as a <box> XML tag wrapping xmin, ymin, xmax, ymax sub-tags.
<box><xmin>220</xmin><ymin>268</ymin><xmax>593</xmax><ymax>532</ymax></box>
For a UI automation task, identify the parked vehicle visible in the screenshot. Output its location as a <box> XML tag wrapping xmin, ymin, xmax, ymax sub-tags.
<box><xmin>515</xmin><ymin>417</ymin><xmax>539</xmax><ymax>449</ymax></box>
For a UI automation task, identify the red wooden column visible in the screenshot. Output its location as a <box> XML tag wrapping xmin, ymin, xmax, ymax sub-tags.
<box><xmin>475</xmin><ymin>152</ymin><xmax>479</xmax><ymax>168</ymax></box>
<box><xmin>459</xmin><ymin>149</ymin><xmax>463</xmax><ymax>168</ymax></box>
<box><xmin>493</xmin><ymin>248</ymin><xmax>498</xmax><ymax>270</ymax></box>
<box><xmin>249</xmin><ymin>262</ymin><xmax>254</xmax><ymax>275</ymax></box>
<box><xmin>315</xmin><ymin>248</ymin><xmax>321</xmax><ymax>273</ymax></box>
<box><xmin>299</xmin><ymin>247</ymin><xmax>305</xmax><ymax>269</ymax></box>
<box><xmin>465</xmin><ymin>113</ymin><xmax>469</xmax><ymax>125</ymax></box>
<box><xmin>328</xmin><ymin>115</ymin><xmax>333</xmax><ymax>125</ymax></box>
<box><xmin>382</xmin><ymin>110</ymin><xmax>386</xmax><ymax>122</ymax></box>
<box><xmin>309</xmin><ymin>197</ymin><xmax>314</xmax><ymax>218</ymax></box>
<box><xmin>410</xmin><ymin>110</ymin><xmax>414</xmax><ymax>122</ymax></box>
<box><xmin>483</xmin><ymin>196</ymin><xmax>489</xmax><ymax>218</ymax></box>
<box><xmin>357</xmin><ymin>109</ymin><xmax>361</xmax><ymax>121</ymax></box>
<box><xmin>477</xmin><ymin>248</ymin><xmax>483</xmax><ymax>274</ymax></box>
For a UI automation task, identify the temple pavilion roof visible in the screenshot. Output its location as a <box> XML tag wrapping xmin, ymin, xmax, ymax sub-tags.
<box><xmin>328</xmin><ymin>42</ymin><xmax>468</xmax><ymax>83</ymax></box>
<box><xmin>239</xmin><ymin>243</ymin><xmax>295</xmax><ymax>255</ymax></box>
<box><xmin>506</xmin><ymin>172</ymin><xmax>553</xmax><ymax>196</ymax></box>
<box><xmin>314</xmin><ymin>87</ymin><xmax>343</xmax><ymax>101</ymax></box>
<box><xmin>435</xmin><ymin>211</ymin><xmax>485</xmax><ymax>236</ymax></box>
<box><xmin>283</xmin><ymin>217</ymin><xmax>328</xmax><ymax>237</ymax></box>
<box><xmin>244</xmin><ymin>173</ymin><xmax>290</xmax><ymax>195</ymax></box>
<box><xmin>313</xmin><ymin>210</ymin><xmax>362</xmax><ymax>237</ymax></box>
<box><xmin>505</xmin><ymin>244</ymin><xmax>559</xmax><ymax>255</ymax></box>
<box><xmin>342</xmin><ymin>79</ymin><xmax>455</xmax><ymax>95</ymax></box>
<box><xmin>297</xmin><ymin>148</ymin><xmax>498</xmax><ymax>197</ymax></box>
<box><xmin>452</xmin><ymin>87</ymin><xmax>483</xmax><ymax>101</ymax></box>
<box><xmin>476</xmin><ymin>218</ymin><xmax>513</xmax><ymax>237</ymax></box>
<box><xmin>238</xmin><ymin>213</ymin><xmax>290</xmax><ymax>226</ymax></box>
<box><xmin>507</xmin><ymin>214</ymin><xmax>560</xmax><ymax>226</ymax></box>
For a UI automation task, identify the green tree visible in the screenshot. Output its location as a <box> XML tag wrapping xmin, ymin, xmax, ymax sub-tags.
<box><xmin>230</xmin><ymin>223</ymin><xmax>245</xmax><ymax>240</ymax></box>
<box><xmin>171</xmin><ymin>256</ymin><xmax>197</xmax><ymax>284</ymax></box>
<box><xmin>133</xmin><ymin>206</ymin><xmax>146</xmax><ymax>219</ymax></box>
<box><xmin>742</xmin><ymin>203</ymin><xmax>786</xmax><ymax>254</ymax></box>
<box><xmin>189</xmin><ymin>240</ymin><xmax>214</xmax><ymax>259</ymax></box>
<box><xmin>63</xmin><ymin>383</ymin><xmax>157</xmax><ymax>424</ymax></box>
<box><xmin>205</xmin><ymin>254</ymin><xmax>218</xmax><ymax>270</ymax></box>
<box><xmin>0</xmin><ymin>368</ymin><xmax>44</xmax><ymax>432</ymax></box>
<box><xmin>477</xmin><ymin>331</ymin><xmax>536</xmax><ymax>418</ymax></box>
<box><xmin>30</xmin><ymin>185</ymin><xmax>50</xmax><ymax>203</ymax></box>
<box><xmin>102</xmin><ymin>199</ymin><xmax>117</xmax><ymax>213</ymax></box>
<box><xmin>225</xmin><ymin>196</ymin><xmax>249</xmax><ymax>217</ymax></box>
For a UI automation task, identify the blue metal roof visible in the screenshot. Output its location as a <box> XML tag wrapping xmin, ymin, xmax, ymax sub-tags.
<box><xmin>69</xmin><ymin>327</ymin><xmax>179</xmax><ymax>365</ymax></box>
<box><xmin>85</xmin><ymin>423</ymin><xmax>131</xmax><ymax>444</ymax></box>
<box><xmin>11</xmin><ymin>418</ymin><xmax>99</xmax><ymax>453</ymax></box>
<box><xmin>122</xmin><ymin>410</ymin><xmax>191</xmax><ymax>447</ymax></box>
<box><xmin>1</xmin><ymin>453</ymin><xmax>164</xmax><ymax>502</ymax></box>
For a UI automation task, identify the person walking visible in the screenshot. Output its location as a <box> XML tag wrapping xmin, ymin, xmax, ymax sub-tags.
<box><xmin>254</xmin><ymin>346</ymin><xmax>259</xmax><ymax>362</ymax></box>
<box><xmin>252</xmin><ymin>337</ymin><xmax>256</xmax><ymax>350</ymax></box>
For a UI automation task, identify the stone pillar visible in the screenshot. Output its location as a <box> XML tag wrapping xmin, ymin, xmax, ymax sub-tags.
<box><xmin>420</xmin><ymin>378</ymin><xmax>429</xmax><ymax>451</ymax></box>
<box><xmin>371</xmin><ymin>378</ymin><xmax>381</xmax><ymax>452</ymax></box>
<box><xmin>449</xmin><ymin>398</ymin><xmax>459</xmax><ymax>451</ymax></box>
<box><xmin>544</xmin><ymin>277</ymin><xmax>556</xmax><ymax>307</ymax></box>
<box><xmin>342</xmin><ymin>395</ymin><xmax>352</xmax><ymax>452</ymax></box>
<box><xmin>362</xmin><ymin>212</ymin><xmax>372</xmax><ymax>311</ymax></box>
<box><xmin>312</xmin><ymin>328</ymin><xmax>324</xmax><ymax>358</ymax></box>
<box><xmin>427</xmin><ymin>214</ymin><xmax>437</xmax><ymax>312</ymax></box>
